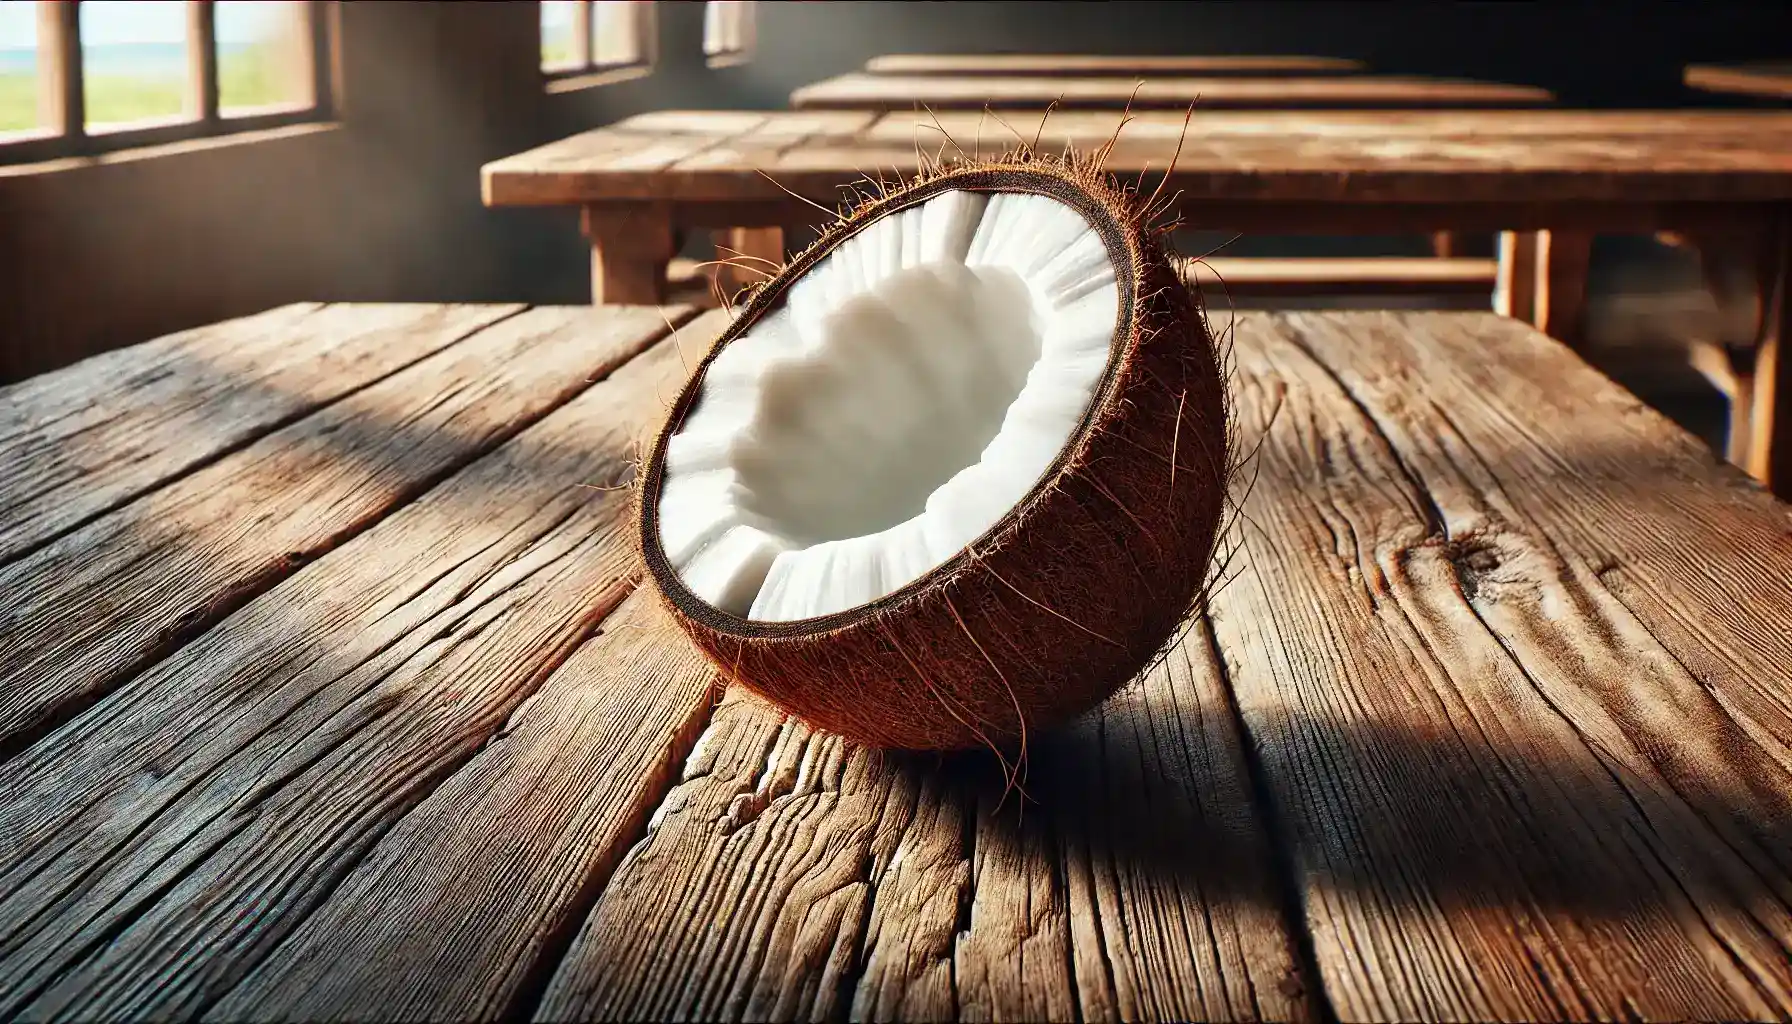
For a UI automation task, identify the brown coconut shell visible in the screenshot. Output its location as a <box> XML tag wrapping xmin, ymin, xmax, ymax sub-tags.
<box><xmin>636</xmin><ymin>149</ymin><xmax>1231</xmax><ymax>752</ymax></box>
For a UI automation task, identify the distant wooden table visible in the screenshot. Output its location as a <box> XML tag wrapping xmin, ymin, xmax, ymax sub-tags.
<box><xmin>790</xmin><ymin>72</ymin><xmax>1554</xmax><ymax>111</ymax></box>
<box><xmin>1686</xmin><ymin>62</ymin><xmax>1792</xmax><ymax>101</ymax></box>
<box><xmin>482</xmin><ymin>109</ymin><xmax>1792</xmax><ymax>493</ymax></box>
<box><xmin>4</xmin><ymin>304</ymin><xmax>1792</xmax><ymax>1021</ymax></box>
<box><xmin>865</xmin><ymin>53</ymin><xmax>1368</xmax><ymax>77</ymax></box>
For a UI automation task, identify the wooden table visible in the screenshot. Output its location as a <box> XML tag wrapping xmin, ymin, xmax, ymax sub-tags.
<box><xmin>3</xmin><ymin>303</ymin><xmax>1791</xmax><ymax>1021</ymax></box>
<box><xmin>1686</xmin><ymin>62</ymin><xmax>1792</xmax><ymax>101</ymax></box>
<box><xmin>481</xmin><ymin>108</ymin><xmax>1792</xmax><ymax>494</ymax></box>
<box><xmin>790</xmin><ymin>72</ymin><xmax>1554</xmax><ymax>112</ymax></box>
<box><xmin>864</xmin><ymin>53</ymin><xmax>1368</xmax><ymax>77</ymax></box>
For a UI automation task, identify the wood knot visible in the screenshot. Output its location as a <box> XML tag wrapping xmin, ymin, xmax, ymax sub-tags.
<box><xmin>1445</xmin><ymin>535</ymin><xmax>1502</xmax><ymax>600</ymax></box>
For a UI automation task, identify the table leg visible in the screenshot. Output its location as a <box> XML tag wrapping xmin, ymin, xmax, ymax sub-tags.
<box><xmin>712</xmin><ymin>227</ymin><xmax>786</xmax><ymax>302</ymax></box>
<box><xmin>1536</xmin><ymin>230</ymin><xmax>1592</xmax><ymax>348</ymax></box>
<box><xmin>1746</xmin><ymin>217</ymin><xmax>1792</xmax><ymax>497</ymax></box>
<box><xmin>1430</xmin><ymin>231</ymin><xmax>1458</xmax><ymax>258</ymax></box>
<box><xmin>1494</xmin><ymin>231</ymin><xmax>1540</xmax><ymax>321</ymax></box>
<box><xmin>1496</xmin><ymin>229</ymin><xmax>1592</xmax><ymax>348</ymax></box>
<box><xmin>582</xmin><ymin>204</ymin><xmax>675</xmax><ymax>306</ymax></box>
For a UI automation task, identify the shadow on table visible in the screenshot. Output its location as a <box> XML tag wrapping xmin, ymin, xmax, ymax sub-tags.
<box><xmin>894</xmin><ymin>666</ymin><xmax>1792</xmax><ymax>971</ymax></box>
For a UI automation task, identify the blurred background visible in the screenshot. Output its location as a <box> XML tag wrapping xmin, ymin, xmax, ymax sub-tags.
<box><xmin>3</xmin><ymin>0</ymin><xmax>1791</xmax><ymax>449</ymax></box>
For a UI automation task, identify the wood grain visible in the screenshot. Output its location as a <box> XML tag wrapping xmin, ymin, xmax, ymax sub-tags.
<box><xmin>1686</xmin><ymin>62</ymin><xmax>1792</xmax><ymax>101</ymax></box>
<box><xmin>537</xmin><ymin>624</ymin><xmax>1307</xmax><ymax>1020</ymax></box>
<box><xmin>483</xmin><ymin>109</ymin><xmax>1792</xmax><ymax>208</ymax></box>
<box><xmin>0</xmin><ymin>302</ymin><xmax>521</xmax><ymax>567</ymax></box>
<box><xmin>482</xmin><ymin>111</ymin><xmax>767</xmax><ymax>206</ymax></box>
<box><xmin>584</xmin><ymin>203</ymin><xmax>675</xmax><ymax>305</ymax></box>
<box><xmin>864</xmin><ymin>54</ymin><xmax>1367</xmax><ymax>77</ymax></box>
<box><xmin>790</xmin><ymin>73</ymin><xmax>1554</xmax><ymax>112</ymax></box>
<box><xmin>0</xmin><ymin>304</ymin><xmax>688</xmax><ymax>763</ymax></box>
<box><xmin>1208</xmin><ymin>311</ymin><xmax>1792</xmax><ymax>1019</ymax></box>
<box><xmin>535</xmin><ymin>689</ymin><xmax>901</xmax><ymax>1022</ymax></box>
<box><xmin>0</xmin><ymin>313</ymin><xmax>722</xmax><ymax>1021</ymax></box>
<box><xmin>209</xmin><ymin>592</ymin><xmax>721</xmax><ymax>1023</ymax></box>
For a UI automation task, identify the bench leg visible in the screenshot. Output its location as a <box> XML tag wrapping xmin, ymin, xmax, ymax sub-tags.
<box><xmin>1746</xmin><ymin>218</ymin><xmax>1792</xmax><ymax>497</ymax></box>
<box><xmin>1669</xmin><ymin>229</ymin><xmax>1763</xmax><ymax>468</ymax></box>
<box><xmin>583</xmin><ymin>204</ymin><xmax>675</xmax><ymax>306</ymax></box>
<box><xmin>1496</xmin><ymin>230</ymin><xmax>1592</xmax><ymax>348</ymax></box>
<box><xmin>712</xmin><ymin>227</ymin><xmax>786</xmax><ymax>303</ymax></box>
<box><xmin>1430</xmin><ymin>231</ymin><xmax>1458</xmax><ymax>259</ymax></box>
<box><xmin>1688</xmin><ymin>340</ymin><xmax>1754</xmax><ymax>468</ymax></box>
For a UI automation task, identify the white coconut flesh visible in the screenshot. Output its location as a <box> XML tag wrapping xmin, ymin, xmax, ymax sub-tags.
<box><xmin>657</xmin><ymin>188</ymin><xmax>1121</xmax><ymax>622</ymax></box>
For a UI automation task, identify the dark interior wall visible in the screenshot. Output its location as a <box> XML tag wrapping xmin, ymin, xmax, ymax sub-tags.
<box><xmin>4</xmin><ymin>1</ymin><xmax>1791</xmax><ymax>383</ymax></box>
<box><xmin>727</xmin><ymin>1</ymin><xmax>1792</xmax><ymax>111</ymax></box>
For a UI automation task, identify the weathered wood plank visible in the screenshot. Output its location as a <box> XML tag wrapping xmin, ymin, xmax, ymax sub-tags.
<box><xmin>1189</xmin><ymin>256</ymin><xmax>1497</xmax><ymax>297</ymax></box>
<box><xmin>864</xmin><ymin>54</ymin><xmax>1367</xmax><ymax>77</ymax></box>
<box><xmin>537</xmin><ymin>617</ymin><xmax>1306</xmax><ymax>1020</ymax></box>
<box><xmin>0</xmin><ymin>304</ymin><xmax>690</xmax><ymax>762</ymax></box>
<box><xmin>482</xmin><ymin>111</ymin><xmax>766</xmax><ymax>206</ymax></box>
<box><xmin>208</xmin><ymin>592</ymin><xmax>720</xmax><ymax>1023</ymax></box>
<box><xmin>1297</xmin><ymin>311</ymin><xmax>1792</xmax><ymax>764</ymax></box>
<box><xmin>1037</xmin><ymin>630</ymin><xmax>1313</xmax><ymax>1022</ymax></box>
<box><xmin>790</xmin><ymin>73</ymin><xmax>1555</xmax><ymax>112</ymax></box>
<box><xmin>1208</xmin><ymin>311</ymin><xmax>1792</xmax><ymax>1019</ymax></box>
<box><xmin>0</xmin><ymin>302</ymin><xmax>521</xmax><ymax>566</ymax></box>
<box><xmin>534</xmin><ymin>689</ymin><xmax>902</xmax><ymax>1022</ymax></box>
<box><xmin>0</xmin><ymin>313</ymin><xmax>721</xmax><ymax>1020</ymax></box>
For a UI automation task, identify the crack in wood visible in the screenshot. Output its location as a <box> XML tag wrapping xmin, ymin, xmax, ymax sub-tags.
<box><xmin>1199</xmin><ymin>618</ymin><xmax>1336</xmax><ymax>1024</ymax></box>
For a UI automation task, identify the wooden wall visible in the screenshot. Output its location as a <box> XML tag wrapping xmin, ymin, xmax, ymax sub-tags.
<box><xmin>4</xmin><ymin>1</ymin><xmax>1790</xmax><ymax>382</ymax></box>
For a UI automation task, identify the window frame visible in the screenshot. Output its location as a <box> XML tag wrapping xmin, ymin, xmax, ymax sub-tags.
<box><xmin>0</xmin><ymin>0</ymin><xmax>334</xmax><ymax>167</ymax></box>
<box><xmin>540</xmin><ymin>0</ymin><xmax>655</xmax><ymax>85</ymax></box>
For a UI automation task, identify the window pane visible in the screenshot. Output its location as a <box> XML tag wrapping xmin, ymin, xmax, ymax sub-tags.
<box><xmin>0</xmin><ymin>0</ymin><xmax>39</xmax><ymax>136</ymax></box>
<box><xmin>592</xmin><ymin>1</ymin><xmax>645</xmax><ymax>68</ymax></box>
<box><xmin>81</xmin><ymin>0</ymin><xmax>187</xmax><ymax>132</ymax></box>
<box><xmin>217</xmin><ymin>0</ymin><xmax>312</xmax><ymax>115</ymax></box>
<box><xmin>703</xmin><ymin>1</ymin><xmax>752</xmax><ymax>60</ymax></box>
<box><xmin>541</xmin><ymin>0</ymin><xmax>579</xmax><ymax>71</ymax></box>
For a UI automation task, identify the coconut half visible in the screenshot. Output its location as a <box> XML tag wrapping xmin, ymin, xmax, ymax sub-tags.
<box><xmin>638</xmin><ymin>153</ymin><xmax>1229</xmax><ymax>751</ymax></box>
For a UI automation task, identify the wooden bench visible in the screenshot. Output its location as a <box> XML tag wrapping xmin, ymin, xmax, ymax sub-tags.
<box><xmin>3</xmin><ymin>304</ymin><xmax>1791</xmax><ymax>1021</ymax></box>
<box><xmin>865</xmin><ymin>53</ymin><xmax>1368</xmax><ymax>77</ymax></box>
<box><xmin>482</xmin><ymin>108</ymin><xmax>1792</xmax><ymax>495</ymax></box>
<box><xmin>790</xmin><ymin>72</ymin><xmax>1555</xmax><ymax>112</ymax></box>
<box><xmin>1685</xmin><ymin>62</ymin><xmax>1792</xmax><ymax>102</ymax></box>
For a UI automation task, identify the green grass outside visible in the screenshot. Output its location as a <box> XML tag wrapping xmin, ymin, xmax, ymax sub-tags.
<box><xmin>542</xmin><ymin>32</ymin><xmax>577</xmax><ymax>68</ymax></box>
<box><xmin>0</xmin><ymin>45</ymin><xmax>300</xmax><ymax>135</ymax></box>
<box><xmin>0</xmin><ymin>74</ymin><xmax>35</xmax><ymax>132</ymax></box>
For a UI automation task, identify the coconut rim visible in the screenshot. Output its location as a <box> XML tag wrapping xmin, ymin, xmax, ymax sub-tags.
<box><xmin>639</xmin><ymin>161</ymin><xmax>1159</xmax><ymax>640</ymax></box>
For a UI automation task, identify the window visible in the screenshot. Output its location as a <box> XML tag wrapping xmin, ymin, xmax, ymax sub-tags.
<box><xmin>702</xmin><ymin>1</ymin><xmax>752</xmax><ymax>68</ymax></box>
<box><xmin>541</xmin><ymin>0</ymin><xmax>653</xmax><ymax>81</ymax></box>
<box><xmin>0</xmin><ymin>0</ymin><xmax>330</xmax><ymax>164</ymax></box>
